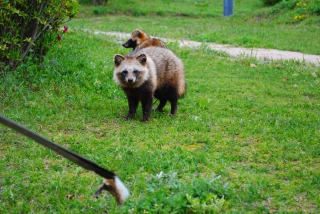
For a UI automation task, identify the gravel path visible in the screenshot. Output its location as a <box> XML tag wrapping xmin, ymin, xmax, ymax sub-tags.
<box><xmin>90</xmin><ymin>30</ymin><xmax>320</xmax><ymax>66</ymax></box>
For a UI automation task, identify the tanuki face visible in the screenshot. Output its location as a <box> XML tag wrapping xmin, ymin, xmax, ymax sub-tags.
<box><xmin>113</xmin><ymin>54</ymin><xmax>149</xmax><ymax>88</ymax></box>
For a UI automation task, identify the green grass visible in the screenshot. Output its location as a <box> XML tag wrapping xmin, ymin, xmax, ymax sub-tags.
<box><xmin>78</xmin><ymin>0</ymin><xmax>263</xmax><ymax>18</ymax></box>
<box><xmin>1</xmin><ymin>1</ymin><xmax>320</xmax><ymax>212</ymax></box>
<box><xmin>1</xmin><ymin>28</ymin><xmax>319</xmax><ymax>212</ymax></box>
<box><xmin>69</xmin><ymin>0</ymin><xmax>320</xmax><ymax>55</ymax></box>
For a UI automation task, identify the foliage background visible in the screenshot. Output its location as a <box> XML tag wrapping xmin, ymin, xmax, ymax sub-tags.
<box><xmin>0</xmin><ymin>0</ymin><xmax>79</xmax><ymax>73</ymax></box>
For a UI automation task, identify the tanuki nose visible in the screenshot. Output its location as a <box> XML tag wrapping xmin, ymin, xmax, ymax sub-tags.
<box><xmin>122</xmin><ymin>42</ymin><xmax>129</xmax><ymax>48</ymax></box>
<box><xmin>127</xmin><ymin>78</ymin><xmax>134</xmax><ymax>83</ymax></box>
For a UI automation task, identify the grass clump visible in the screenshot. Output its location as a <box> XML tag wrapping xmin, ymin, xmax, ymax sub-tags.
<box><xmin>121</xmin><ymin>172</ymin><xmax>229</xmax><ymax>213</ymax></box>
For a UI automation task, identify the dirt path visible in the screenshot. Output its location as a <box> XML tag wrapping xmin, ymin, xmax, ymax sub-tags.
<box><xmin>90</xmin><ymin>30</ymin><xmax>320</xmax><ymax>66</ymax></box>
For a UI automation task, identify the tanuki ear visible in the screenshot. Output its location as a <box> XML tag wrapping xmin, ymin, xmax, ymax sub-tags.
<box><xmin>136</xmin><ymin>29</ymin><xmax>143</xmax><ymax>38</ymax></box>
<box><xmin>132</xmin><ymin>29</ymin><xmax>141</xmax><ymax>38</ymax></box>
<box><xmin>114</xmin><ymin>54</ymin><xmax>124</xmax><ymax>66</ymax></box>
<box><xmin>137</xmin><ymin>54</ymin><xmax>147</xmax><ymax>65</ymax></box>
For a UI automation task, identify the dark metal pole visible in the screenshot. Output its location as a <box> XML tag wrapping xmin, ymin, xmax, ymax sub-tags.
<box><xmin>0</xmin><ymin>115</ymin><xmax>115</xmax><ymax>179</ymax></box>
<box><xmin>224</xmin><ymin>0</ymin><xmax>234</xmax><ymax>16</ymax></box>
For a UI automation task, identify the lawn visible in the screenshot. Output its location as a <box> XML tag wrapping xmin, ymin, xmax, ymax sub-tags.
<box><xmin>1</xmin><ymin>1</ymin><xmax>320</xmax><ymax>213</ymax></box>
<box><xmin>71</xmin><ymin>0</ymin><xmax>320</xmax><ymax>55</ymax></box>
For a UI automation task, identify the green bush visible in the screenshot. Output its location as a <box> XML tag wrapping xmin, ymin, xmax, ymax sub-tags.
<box><xmin>0</xmin><ymin>0</ymin><xmax>79</xmax><ymax>74</ymax></box>
<box><xmin>309</xmin><ymin>0</ymin><xmax>320</xmax><ymax>15</ymax></box>
<box><xmin>261</xmin><ymin>0</ymin><xmax>281</xmax><ymax>6</ymax></box>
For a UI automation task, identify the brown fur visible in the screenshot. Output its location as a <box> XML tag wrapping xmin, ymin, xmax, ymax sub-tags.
<box><xmin>138</xmin><ymin>38</ymin><xmax>166</xmax><ymax>50</ymax></box>
<box><xmin>113</xmin><ymin>47</ymin><xmax>186</xmax><ymax>121</ymax></box>
<box><xmin>122</xmin><ymin>29</ymin><xmax>166</xmax><ymax>50</ymax></box>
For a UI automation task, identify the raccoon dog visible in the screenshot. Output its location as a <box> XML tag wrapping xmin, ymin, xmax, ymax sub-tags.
<box><xmin>113</xmin><ymin>47</ymin><xmax>186</xmax><ymax>122</ymax></box>
<box><xmin>122</xmin><ymin>29</ymin><xmax>166</xmax><ymax>50</ymax></box>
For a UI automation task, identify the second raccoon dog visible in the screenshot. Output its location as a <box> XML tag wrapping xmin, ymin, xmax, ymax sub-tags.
<box><xmin>122</xmin><ymin>29</ymin><xmax>166</xmax><ymax>50</ymax></box>
<box><xmin>113</xmin><ymin>47</ymin><xmax>186</xmax><ymax>121</ymax></box>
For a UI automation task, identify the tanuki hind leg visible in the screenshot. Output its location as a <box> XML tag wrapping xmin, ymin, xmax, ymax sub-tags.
<box><xmin>169</xmin><ymin>98</ymin><xmax>178</xmax><ymax>116</ymax></box>
<box><xmin>154</xmin><ymin>87</ymin><xmax>180</xmax><ymax>116</ymax></box>
<box><xmin>156</xmin><ymin>99</ymin><xmax>167</xmax><ymax>113</ymax></box>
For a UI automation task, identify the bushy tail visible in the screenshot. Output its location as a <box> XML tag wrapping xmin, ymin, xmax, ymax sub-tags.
<box><xmin>178</xmin><ymin>73</ymin><xmax>187</xmax><ymax>98</ymax></box>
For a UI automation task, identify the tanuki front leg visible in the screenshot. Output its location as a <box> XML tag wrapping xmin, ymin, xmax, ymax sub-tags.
<box><xmin>156</xmin><ymin>99</ymin><xmax>167</xmax><ymax>113</ymax></box>
<box><xmin>140</xmin><ymin>94</ymin><xmax>153</xmax><ymax>122</ymax></box>
<box><xmin>125</xmin><ymin>96</ymin><xmax>139</xmax><ymax>120</ymax></box>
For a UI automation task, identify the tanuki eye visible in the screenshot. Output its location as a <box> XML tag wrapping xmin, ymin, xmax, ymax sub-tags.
<box><xmin>133</xmin><ymin>70</ymin><xmax>140</xmax><ymax>75</ymax></box>
<box><xmin>122</xmin><ymin>70</ymin><xmax>128</xmax><ymax>76</ymax></box>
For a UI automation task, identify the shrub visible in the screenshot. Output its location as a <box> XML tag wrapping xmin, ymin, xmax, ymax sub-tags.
<box><xmin>0</xmin><ymin>0</ymin><xmax>79</xmax><ymax>74</ymax></box>
<box><xmin>309</xmin><ymin>0</ymin><xmax>320</xmax><ymax>15</ymax></box>
<box><xmin>261</xmin><ymin>0</ymin><xmax>281</xmax><ymax>6</ymax></box>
